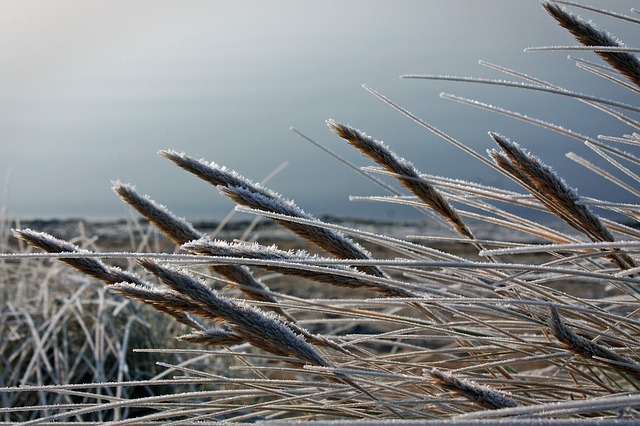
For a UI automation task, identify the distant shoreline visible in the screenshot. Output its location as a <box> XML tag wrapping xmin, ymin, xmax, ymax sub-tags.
<box><xmin>4</xmin><ymin>215</ymin><xmax>589</xmax><ymax>249</ymax></box>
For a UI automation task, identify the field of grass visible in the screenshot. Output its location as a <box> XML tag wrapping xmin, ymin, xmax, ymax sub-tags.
<box><xmin>2</xmin><ymin>1</ymin><xmax>640</xmax><ymax>424</ymax></box>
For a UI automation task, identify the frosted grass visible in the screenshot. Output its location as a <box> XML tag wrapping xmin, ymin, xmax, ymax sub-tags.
<box><xmin>2</xmin><ymin>1</ymin><xmax>640</xmax><ymax>423</ymax></box>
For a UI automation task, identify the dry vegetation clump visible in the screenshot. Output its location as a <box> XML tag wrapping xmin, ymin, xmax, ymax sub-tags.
<box><xmin>0</xmin><ymin>222</ymin><xmax>206</xmax><ymax>423</ymax></box>
<box><xmin>2</xmin><ymin>1</ymin><xmax>640</xmax><ymax>424</ymax></box>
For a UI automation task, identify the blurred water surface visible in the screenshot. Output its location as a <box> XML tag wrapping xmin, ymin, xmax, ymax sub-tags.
<box><xmin>2</xmin><ymin>1</ymin><xmax>637</xmax><ymax>221</ymax></box>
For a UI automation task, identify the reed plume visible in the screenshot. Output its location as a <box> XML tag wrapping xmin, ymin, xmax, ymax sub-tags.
<box><xmin>542</xmin><ymin>2</ymin><xmax>640</xmax><ymax>88</ymax></box>
<box><xmin>12</xmin><ymin>228</ymin><xmax>205</xmax><ymax>330</ymax></box>
<box><xmin>488</xmin><ymin>132</ymin><xmax>636</xmax><ymax>270</ymax></box>
<box><xmin>183</xmin><ymin>238</ymin><xmax>417</xmax><ymax>297</ymax></box>
<box><xmin>161</xmin><ymin>150</ymin><xmax>387</xmax><ymax>278</ymax></box>
<box><xmin>177</xmin><ymin>328</ymin><xmax>243</xmax><ymax>346</ymax></box>
<box><xmin>136</xmin><ymin>258</ymin><xmax>329</xmax><ymax>366</ymax></box>
<box><xmin>113</xmin><ymin>182</ymin><xmax>202</xmax><ymax>246</ymax></box>
<box><xmin>113</xmin><ymin>181</ymin><xmax>287</xmax><ymax>317</ymax></box>
<box><xmin>548</xmin><ymin>306</ymin><xmax>640</xmax><ymax>382</ymax></box>
<box><xmin>327</xmin><ymin>119</ymin><xmax>475</xmax><ymax>241</ymax></box>
<box><xmin>428</xmin><ymin>368</ymin><xmax>519</xmax><ymax>410</ymax></box>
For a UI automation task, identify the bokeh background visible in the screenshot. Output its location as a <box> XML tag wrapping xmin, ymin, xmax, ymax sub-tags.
<box><xmin>2</xmin><ymin>0</ymin><xmax>637</xmax><ymax>221</ymax></box>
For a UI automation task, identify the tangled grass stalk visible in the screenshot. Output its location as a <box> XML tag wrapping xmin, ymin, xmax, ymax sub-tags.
<box><xmin>2</xmin><ymin>1</ymin><xmax>640</xmax><ymax>423</ymax></box>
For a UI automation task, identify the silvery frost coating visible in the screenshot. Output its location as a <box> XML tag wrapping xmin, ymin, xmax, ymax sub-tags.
<box><xmin>136</xmin><ymin>258</ymin><xmax>330</xmax><ymax>367</ymax></box>
<box><xmin>162</xmin><ymin>149</ymin><xmax>388</xmax><ymax>278</ymax></box>
<box><xmin>6</xmin><ymin>1</ymin><xmax>640</xmax><ymax>422</ymax></box>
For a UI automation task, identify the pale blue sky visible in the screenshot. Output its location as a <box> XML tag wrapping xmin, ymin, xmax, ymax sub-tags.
<box><xmin>2</xmin><ymin>1</ymin><xmax>638</xmax><ymax>221</ymax></box>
